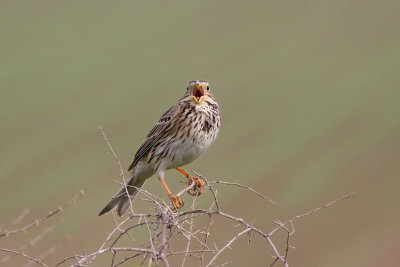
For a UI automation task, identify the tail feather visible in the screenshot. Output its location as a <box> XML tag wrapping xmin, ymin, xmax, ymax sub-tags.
<box><xmin>98</xmin><ymin>192</ymin><xmax>124</xmax><ymax>216</ymax></box>
<box><xmin>99</xmin><ymin>179</ymin><xmax>145</xmax><ymax>216</ymax></box>
<box><xmin>117</xmin><ymin>195</ymin><xmax>131</xmax><ymax>216</ymax></box>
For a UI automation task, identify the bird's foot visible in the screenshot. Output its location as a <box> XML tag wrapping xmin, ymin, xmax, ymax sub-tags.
<box><xmin>168</xmin><ymin>194</ymin><xmax>183</xmax><ymax>210</ymax></box>
<box><xmin>187</xmin><ymin>177</ymin><xmax>205</xmax><ymax>196</ymax></box>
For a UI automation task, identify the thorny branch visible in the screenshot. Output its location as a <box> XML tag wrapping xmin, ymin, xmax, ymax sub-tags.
<box><xmin>65</xmin><ymin>181</ymin><xmax>352</xmax><ymax>267</ymax></box>
<box><xmin>0</xmin><ymin>191</ymin><xmax>83</xmax><ymax>266</ymax></box>
<box><xmin>0</xmin><ymin>191</ymin><xmax>84</xmax><ymax>239</ymax></box>
<box><xmin>0</xmin><ymin>248</ymin><xmax>49</xmax><ymax>267</ymax></box>
<box><xmin>0</xmin><ymin>129</ymin><xmax>356</xmax><ymax>267</ymax></box>
<box><xmin>99</xmin><ymin>127</ymin><xmax>134</xmax><ymax>215</ymax></box>
<box><xmin>207</xmin><ymin>179</ymin><xmax>275</xmax><ymax>205</ymax></box>
<box><xmin>66</xmin><ymin>168</ymin><xmax>353</xmax><ymax>267</ymax></box>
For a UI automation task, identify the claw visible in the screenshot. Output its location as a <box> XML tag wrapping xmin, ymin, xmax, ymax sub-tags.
<box><xmin>168</xmin><ymin>194</ymin><xmax>183</xmax><ymax>210</ymax></box>
<box><xmin>187</xmin><ymin>177</ymin><xmax>205</xmax><ymax>196</ymax></box>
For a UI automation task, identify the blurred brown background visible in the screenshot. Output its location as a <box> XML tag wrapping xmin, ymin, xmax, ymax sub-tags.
<box><xmin>1</xmin><ymin>1</ymin><xmax>399</xmax><ymax>266</ymax></box>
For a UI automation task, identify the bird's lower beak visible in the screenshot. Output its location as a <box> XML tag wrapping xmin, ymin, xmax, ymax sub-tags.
<box><xmin>192</xmin><ymin>95</ymin><xmax>204</xmax><ymax>104</ymax></box>
<box><xmin>192</xmin><ymin>84</ymin><xmax>205</xmax><ymax>104</ymax></box>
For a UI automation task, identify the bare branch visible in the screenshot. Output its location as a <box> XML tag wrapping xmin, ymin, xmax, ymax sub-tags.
<box><xmin>159</xmin><ymin>213</ymin><xmax>170</xmax><ymax>267</ymax></box>
<box><xmin>99</xmin><ymin>126</ymin><xmax>134</xmax><ymax>215</ymax></box>
<box><xmin>0</xmin><ymin>190</ymin><xmax>83</xmax><ymax>239</ymax></box>
<box><xmin>181</xmin><ymin>197</ymin><xmax>196</xmax><ymax>267</ymax></box>
<box><xmin>2</xmin><ymin>128</ymin><xmax>356</xmax><ymax>267</ymax></box>
<box><xmin>208</xmin><ymin>180</ymin><xmax>274</xmax><ymax>205</ymax></box>
<box><xmin>269</xmin><ymin>192</ymin><xmax>356</xmax><ymax>237</ymax></box>
<box><xmin>206</xmin><ymin>228</ymin><xmax>251</xmax><ymax>267</ymax></box>
<box><xmin>0</xmin><ymin>248</ymin><xmax>48</xmax><ymax>267</ymax></box>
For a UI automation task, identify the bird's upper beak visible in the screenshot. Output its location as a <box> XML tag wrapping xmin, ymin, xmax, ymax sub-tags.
<box><xmin>192</xmin><ymin>84</ymin><xmax>205</xmax><ymax>104</ymax></box>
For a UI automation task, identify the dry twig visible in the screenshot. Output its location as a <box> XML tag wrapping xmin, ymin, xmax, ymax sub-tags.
<box><xmin>0</xmin><ymin>191</ymin><xmax>83</xmax><ymax>239</ymax></box>
<box><xmin>0</xmin><ymin>128</ymin><xmax>356</xmax><ymax>267</ymax></box>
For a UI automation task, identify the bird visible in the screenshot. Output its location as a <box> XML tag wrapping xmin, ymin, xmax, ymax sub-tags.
<box><xmin>99</xmin><ymin>80</ymin><xmax>221</xmax><ymax>216</ymax></box>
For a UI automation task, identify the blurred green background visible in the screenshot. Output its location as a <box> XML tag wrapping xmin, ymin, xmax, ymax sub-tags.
<box><xmin>1</xmin><ymin>1</ymin><xmax>400</xmax><ymax>266</ymax></box>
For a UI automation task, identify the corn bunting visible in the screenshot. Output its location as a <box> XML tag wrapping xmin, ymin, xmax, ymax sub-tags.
<box><xmin>99</xmin><ymin>80</ymin><xmax>221</xmax><ymax>216</ymax></box>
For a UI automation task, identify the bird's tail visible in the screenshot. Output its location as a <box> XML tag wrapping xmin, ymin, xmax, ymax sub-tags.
<box><xmin>98</xmin><ymin>177</ymin><xmax>144</xmax><ymax>216</ymax></box>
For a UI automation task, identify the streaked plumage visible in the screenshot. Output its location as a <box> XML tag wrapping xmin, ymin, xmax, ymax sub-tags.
<box><xmin>99</xmin><ymin>80</ymin><xmax>221</xmax><ymax>216</ymax></box>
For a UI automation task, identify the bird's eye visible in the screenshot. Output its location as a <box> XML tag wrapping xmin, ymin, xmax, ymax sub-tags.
<box><xmin>207</xmin><ymin>85</ymin><xmax>210</xmax><ymax>91</ymax></box>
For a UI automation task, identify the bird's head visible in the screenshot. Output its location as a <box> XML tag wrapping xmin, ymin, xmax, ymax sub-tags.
<box><xmin>185</xmin><ymin>80</ymin><xmax>213</xmax><ymax>105</ymax></box>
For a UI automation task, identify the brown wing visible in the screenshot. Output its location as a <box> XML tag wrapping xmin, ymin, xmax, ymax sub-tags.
<box><xmin>128</xmin><ymin>105</ymin><xmax>178</xmax><ymax>171</ymax></box>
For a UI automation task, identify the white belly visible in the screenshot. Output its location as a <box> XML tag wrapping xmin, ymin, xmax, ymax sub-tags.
<box><xmin>168</xmin><ymin>137</ymin><xmax>212</xmax><ymax>168</ymax></box>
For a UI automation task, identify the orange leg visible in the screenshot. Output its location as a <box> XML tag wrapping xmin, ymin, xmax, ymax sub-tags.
<box><xmin>175</xmin><ymin>167</ymin><xmax>205</xmax><ymax>196</ymax></box>
<box><xmin>176</xmin><ymin>167</ymin><xmax>190</xmax><ymax>179</ymax></box>
<box><xmin>159</xmin><ymin>177</ymin><xmax>183</xmax><ymax>210</ymax></box>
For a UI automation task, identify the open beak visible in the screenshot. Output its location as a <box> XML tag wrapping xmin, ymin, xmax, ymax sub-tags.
<box><xmin>192</xmin><ymin>84</ymin><xmax>205</xmax><ymax>104</ymax></box>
